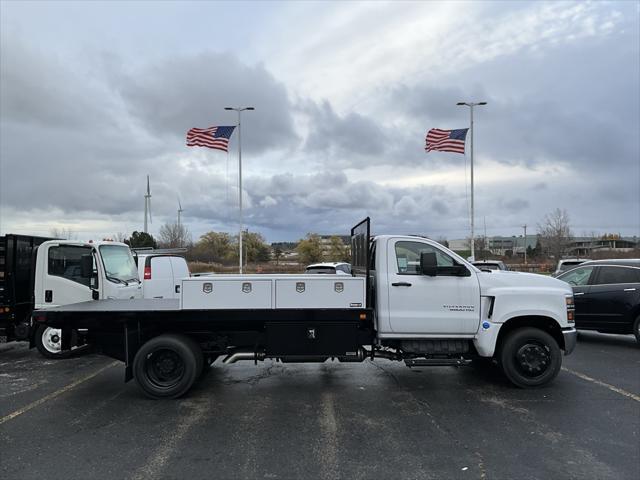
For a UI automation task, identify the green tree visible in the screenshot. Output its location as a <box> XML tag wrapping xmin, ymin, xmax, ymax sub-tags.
<box><xmin>242</xmin><ymin>232</ymin><xmax>271</xmax><ymax>263</ymax></box>
<box><xmin>127</xmin><ymin>231</ymin><xmax>157</xmax><ymax>249</ymax></box>
<box><xmin>273</xmin><ymin>246</ymin><xmax>283</xmax><ymax>265</ymax></box>
<box><xmin>193</xmin><ymin>232</ymin><xmax>234</xmax><ymax>263</ymax></box>
<box><xmin>296</xmin><ymin>233</ymin><xmax>323</xmax><ymax>265</ymax></box>
<box><xmin>326</xmin><ymin>235</ymin><xmax>348</xmax><ymax>262</ymax></box>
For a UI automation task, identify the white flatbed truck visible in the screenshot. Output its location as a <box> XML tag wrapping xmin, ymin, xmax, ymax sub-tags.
<box><xmin>36</xmin><ymin>218</ymin><xmax>577</xmax><ymax>398</ymax></box>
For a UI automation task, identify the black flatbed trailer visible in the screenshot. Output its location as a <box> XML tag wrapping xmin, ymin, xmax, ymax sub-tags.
<box><xmin>34</xmin><ymin>218</ymin><xmax>380</xmax><ymax>398</ymax></box>
<box><xmin>35</xmin><ymin>299</ymin><xmax>375</xmax><ymax>395</ymax></box>
<box><xmin>0</xmin><ymin>234</ymin><xmax>53</xmax><ymax>342</ymax></box>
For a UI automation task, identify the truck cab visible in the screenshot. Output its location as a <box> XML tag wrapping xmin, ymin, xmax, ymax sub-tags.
<box><xmin>32</xmin><ymin>240</ymin><xmax>142</xmax><ymax>356</ymax></box>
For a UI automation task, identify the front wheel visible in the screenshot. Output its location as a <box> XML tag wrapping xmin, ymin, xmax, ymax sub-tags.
<box><xmin>35</xmin><ymin>325</ymin><xmax>85</xmax><ymax>359</ymax></box>
<box><xmin>35</xmin><ymin>325</ymin><xmax>67</xmax><ymax>359</ymax></box>
<box><xmin>499</xmin><ymin>327</ymin><xmax>562</xmax><ymax>388</ymax></box>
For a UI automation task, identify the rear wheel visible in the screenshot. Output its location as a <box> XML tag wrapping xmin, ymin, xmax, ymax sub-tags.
<box><xmin>499</xmin><ymin>327</ymin><xmax>562</xmax><ymax>388</ymax></box>
<box><xmin>133</xmin><ymin>334</ymin><xmax>202</xmax><ymax>399</ymax></box>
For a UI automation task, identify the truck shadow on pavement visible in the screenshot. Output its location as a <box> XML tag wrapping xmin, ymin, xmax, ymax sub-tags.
<box><xmin>576</xmin><ymin>331</ymin><xmax>638</xmax><ymax>350</ymax></box>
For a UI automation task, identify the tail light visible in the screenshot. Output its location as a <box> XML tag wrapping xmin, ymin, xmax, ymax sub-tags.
<box><xmin>144</xmin><ymin>266</ymin><xmax>151</xmax><ymax>280</ymax></box>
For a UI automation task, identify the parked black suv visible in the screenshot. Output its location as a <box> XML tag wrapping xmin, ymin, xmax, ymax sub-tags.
<box><xmin>557</xmin><ymin>259</ymin><xmax>640</xmax><ymax>343</ymax></box>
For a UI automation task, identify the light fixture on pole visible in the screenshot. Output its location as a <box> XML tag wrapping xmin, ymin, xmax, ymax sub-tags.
<box><xmin>456</xmin><ymin>101</ymin><xmax>487</xmax><ymax>261</ymax></box>
<box><xmin>224</xmin><ymin>106</ymin><xmax>255</xmax><ymax>274</ymax></box>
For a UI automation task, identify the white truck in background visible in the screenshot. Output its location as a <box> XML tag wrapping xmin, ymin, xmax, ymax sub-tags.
<box><xmin>32</xmin><ymin>240</ymin><xmax>143</xmax><ymax>357</ymax></box>
<box><xmin>134</xmin><ymin>252</ymin><xmax>190</xmax><ymax>299</ymax></box>
<box><xmin>0</xmin><ymin>237</ymin><xmax>143</xmax><ymax>354</ymax></box>
<box><xmin>37</xmin><ymin>218</ymin><xmax>577</xmax><ymax>399</ymax></box>
<box><xmin>0</xmin><ymin>237</ymin><xmax>191</xmax><ymax>358</ymax></box>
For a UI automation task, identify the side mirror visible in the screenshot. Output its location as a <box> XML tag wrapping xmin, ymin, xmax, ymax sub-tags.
<box><xmin>420</xmin><ymin>252</ymin><xmax>438</xmax><ymax>276</ymax></box>
<box><xmin>80</xmin><ymin>254</ymin><xmax>93</xmax><ymax>278</ymax></box>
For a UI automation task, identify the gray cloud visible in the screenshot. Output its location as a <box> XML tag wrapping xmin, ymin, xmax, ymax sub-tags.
<box><xmin>302</xmin><ymin>100</ymin><xmax>387</xmax><ymax>158</ymax></box>
<box><xmin>113</xmin><ymin>52</ymin><xmax>298</xmax><ymax>154</ymax></box>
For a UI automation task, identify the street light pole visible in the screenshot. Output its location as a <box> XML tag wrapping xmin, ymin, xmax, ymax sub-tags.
<box><xmin>224</xmin><ymin>106</ymin><xmax>255</xmax><ymax>274</ymax></box>
<box><xmin>523</xmin><ymin>224</ymin><xmax>528</xmax><ymax>265</ymax></box>
<box><xmin>456</xmin><ymin>101</ymin><xmax>487</xmax><ymax>261</ymax></box>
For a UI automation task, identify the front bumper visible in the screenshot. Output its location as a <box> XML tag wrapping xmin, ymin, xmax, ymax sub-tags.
<box><xmin>562</xmin><ymin>327</ymin><xmax>577</xmax><ymax>355</ymax></box>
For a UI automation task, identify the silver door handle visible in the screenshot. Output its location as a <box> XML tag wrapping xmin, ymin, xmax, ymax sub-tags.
<box><xmin>624</xmin><ymin>288</ymin><xmax>636</xmax><ymax>292</ymax></box>
<box><xmin>574</xmin><ymin>292</ymin><xmax>584</xmax><ymax>296</ymax></box>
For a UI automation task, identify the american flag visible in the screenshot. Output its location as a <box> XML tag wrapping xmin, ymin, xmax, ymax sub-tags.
<box><xmin>425</xmin><ymin>128</ymin><xmax>469</xmax><ymax>154</ymax></box>
<box><xmin>186</xmin><ymin>125</ymin><xmax>236</xmax><ymax>152</ymax></box>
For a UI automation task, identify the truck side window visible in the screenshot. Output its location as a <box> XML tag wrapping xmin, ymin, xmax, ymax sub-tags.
<box><xmin>395</xmin><ymin>241</ymin><xmax>454</xmax><ymax>274</ymax></box>
<box><xmin>48</xmin><ymin>246</ymin><xmax>93</xmax><ymax>287</ymax></box>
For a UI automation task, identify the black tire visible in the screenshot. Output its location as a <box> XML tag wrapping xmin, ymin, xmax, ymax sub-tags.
<box><xmin>499</xmin><ymin>327</ymin><xmax>562</xmax><ymax>388</ymax></box>
<box><xmin>34</xmin><ymin>325</ymin><xmax>77</xmax><ymax>359</ymax></box>
<box><xmin>133</xmin><ymin>334</ymin><xmax>202</xmax><ymax>399</ymax></box>
<box><xmin>633</xmin><ymin>316</ymin><xmax>640</xmax><ymax>345</ymax></box>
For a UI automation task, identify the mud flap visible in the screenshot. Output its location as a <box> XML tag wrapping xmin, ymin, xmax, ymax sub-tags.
<box><xmin>124</xmin><ymin>322</ymin><xmax>140</xmax><ymax>383</ymax></box>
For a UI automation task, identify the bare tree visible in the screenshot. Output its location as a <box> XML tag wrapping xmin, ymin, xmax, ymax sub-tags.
<box><xmin>537</xmin><ymin>208</ymin><xmax>573</xmax><ymax>260</ymax></box>
<box><xmin>158</xmin><ymin>222</ymin><xmax>191</xmax><ymax>248</ymax></box>
<box><xmin>113</xmin><ymin>232</ymin><xmax>128</xmax><ymax>243</ymax></box>
<box><xmin>50</xmin><ymin>227</ymin><xmax>76</xmax><ymax>239</ymax></box>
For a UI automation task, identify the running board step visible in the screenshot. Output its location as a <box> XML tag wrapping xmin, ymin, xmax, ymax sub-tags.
<box><xmin>404</xmin><ymin>358</ymin><xmax>473</xmax><ymax>367</ymax></box>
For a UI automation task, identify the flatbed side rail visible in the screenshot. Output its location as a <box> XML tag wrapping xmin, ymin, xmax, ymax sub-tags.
<box><xmin>350</xmin><ymin>217</ymin><xmax>371</xmax><ymax>307</ymax></box>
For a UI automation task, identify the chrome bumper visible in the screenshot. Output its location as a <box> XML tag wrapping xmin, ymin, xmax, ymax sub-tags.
<box><xmin>562</xmin><ymin>327</ymin><xmax>577</xmax><ymax>355</ymax></box>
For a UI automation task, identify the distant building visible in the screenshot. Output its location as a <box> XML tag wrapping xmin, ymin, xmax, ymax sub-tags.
<box><xmin>448</xmin><ymin>234</ymin><xmax>638</xmax><ymax>258</ymax></box>
<box><xmin>567</xmin><ymin>236</ymin><xmax>638</xmax><ymax>256</ymax></box>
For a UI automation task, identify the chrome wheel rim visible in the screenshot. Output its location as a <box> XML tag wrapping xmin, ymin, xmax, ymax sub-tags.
<box><xmin>41</xmin><ymin>327</ymin><xmax>62</xmax><ymax>354</ymax></box>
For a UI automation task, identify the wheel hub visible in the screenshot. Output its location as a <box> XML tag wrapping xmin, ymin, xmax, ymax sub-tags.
<box><xmin>516</xmin><ymin>343</ymin><xmax>550</xmax><ymax>376</ymax></box>
<box><xmin>147</xmin><ymin>349</ymin><xmax>185</xmax><ymax>387</ymax></box>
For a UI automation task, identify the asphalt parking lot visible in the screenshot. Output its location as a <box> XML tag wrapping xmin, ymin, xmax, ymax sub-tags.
<box><xmin>1</xmin><ymin>332</ymin><xmax>638</xmax><ymax>480</ymax></box>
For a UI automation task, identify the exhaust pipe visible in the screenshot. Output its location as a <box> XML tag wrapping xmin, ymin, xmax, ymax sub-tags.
<box><xmin>222</xmin><ymin>350</ymin><xmax>265</xmax><ymax>364</ymax></box>
<box><xmin>373</xmin><ymin>350</ymin><xmax>402</xmax><ymax>361</ymax></box>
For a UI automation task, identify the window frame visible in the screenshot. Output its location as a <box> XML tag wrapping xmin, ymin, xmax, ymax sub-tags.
<box><xmin>558</xmin><ymin>265</ymin><xmax>596</xmax><ymax>286</ymax></box>
<box><xmin>393</xmin><ymin>240</ymin><xmax>460</xmax><ymax>276</ymax></box>
<box><xmin>591</xmin><ymin>265</ymin><xmax>640</xmax><ymax>286</ymax></box>
<box><xmin>47</xmin><ymin>245</ymin><xmax>94</xmax><ymax>287</ymax></box>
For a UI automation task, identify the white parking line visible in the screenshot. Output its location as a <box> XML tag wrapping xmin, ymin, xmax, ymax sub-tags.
<box><xmin>562</xmin><ymin>367</ymin><xmax>640</xmax><ymax>402</ymax></box>
<box><xmin>0</xmin><ymin>361</ymin><xmax>119</xmax><ymax>426</ymax></box>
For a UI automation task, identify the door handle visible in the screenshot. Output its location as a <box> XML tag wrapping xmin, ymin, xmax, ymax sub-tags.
<box><xmin>175</xmin><ymin>285</ymin><xmax>180</xmax><ymax>293</ymax></box>
<box><xmin>392</xmin><ymin>282</ymin><xmax>412</xmax><ymax>287</ymax></box>
<box><xmin>624</xmin><ymin>288</ymin><xmax>636</xmax><ymax>292</ymax></box>
<box><xmin>573</xmin><ymin>292</ymin><xmax>584</xmax><ymax>296</ymax></box>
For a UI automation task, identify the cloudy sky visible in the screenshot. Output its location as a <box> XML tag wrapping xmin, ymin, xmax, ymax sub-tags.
<box><xmin>1</xmin><ymin>1</ymin><xmax>639</xmax><ymax>243</ymax></box>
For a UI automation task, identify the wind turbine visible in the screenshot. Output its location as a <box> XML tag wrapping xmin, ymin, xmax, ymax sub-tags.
<box><xmin>177</xmin><ymin>196</ymin><xmax>184</xmax><ymax>228</ymax></box>
<box><xmin>143</xmin><ymin>175</ymin><xmax>152</xmax><ymax>233</ymax></box>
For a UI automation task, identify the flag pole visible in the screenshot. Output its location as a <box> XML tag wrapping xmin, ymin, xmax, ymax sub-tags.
<box><xmin>237</xmin><ymin>109</ymin><xmax>243</xmax><ymax>274</ymax></box>
<box><xmin>470</xmin><ymin>104</ymin><xmax>475</xmax><ymax>262</ymax></box>
<box><xmin>457</xmin><ymin>101</ymin><xmax>487</xmax><ymax>261</ymax></box>
<box><xmin>224</xmin><ymin>106</ymin><xmax>255</xmax><ymax>274</ymax></box>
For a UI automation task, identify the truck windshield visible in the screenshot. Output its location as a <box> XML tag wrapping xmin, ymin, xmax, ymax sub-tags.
<box><xmin>99</xmin><ymin>245</ymin><xmax>139</xmax><ymax>284</ymax></box>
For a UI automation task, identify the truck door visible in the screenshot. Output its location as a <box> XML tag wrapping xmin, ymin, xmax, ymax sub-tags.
<box><xmin>169</xmin><ymin>257</ymin><xmax>190</xmax><ymax>298</ymax></box>
<box><xmin>39</xmin><ymin>245</ymin><xmax>94</xmax><ymax>307</ymax></box>
<box><xmin>387</xmin><ymin>239</ymin><xmax>480</xmax><ymax>334</ymax></box>
<box><xmin>144</xmin><ymin>256</ymin><xmax>174</xmax><ymax>299</ymax></box>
